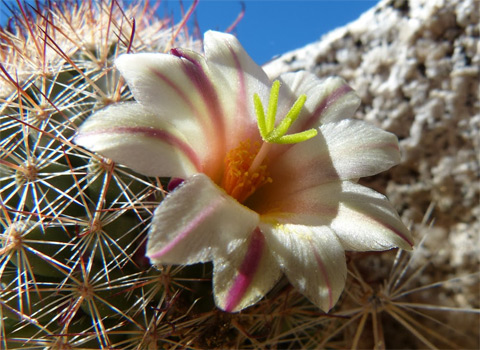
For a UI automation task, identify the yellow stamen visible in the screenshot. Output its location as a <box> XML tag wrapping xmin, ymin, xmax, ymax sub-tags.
<box><xmin>221</xmin><ymin>140</ymin><xmax>272</xmax><ymax>203</ymax></box>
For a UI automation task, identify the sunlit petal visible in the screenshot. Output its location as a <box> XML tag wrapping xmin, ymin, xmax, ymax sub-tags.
<box><xmin>74</xmin><ymin>102</ymin><xmax>200</xmax><ymax>177</ymax></box>
<box><xmin>279</xmin><ymin>72</ymin><xmax>361</xmax><ymax>131</ymax></box>
<box><xmin>260</xmin><ymin>119</ymin><xmax>401</xmax><ymax>196</ymax></box>
<box><xmin>261</xmin><ymin>220</ymin><xmax>346</xmax><ymax>311</ymax></box>
<box><xmin>330</xmin><ymin>181</ymin><xmax>414</xmax><ymax>251</ymax></box>
<box><xmin>116</xmin><ymin>51</ymin><xmax>226</xmax><ymax>177</ymax></box>
<box><xmin>320</xmin><ymin>119</ymin><xmax>401</xmax><ymax>176</ymax></box>
<box><xmin>214</xmin><ymin>227</ymin><xmax>281</xmax><ymax>312</ymax></box>
<box><xmin>116</xmin><ymin>51</ymin><xmax>221</xmax><ymax>132</ymax></box>
<box><xmin>255</xmin><ymin>179</ymin><xmax>412</xmax><ymax>252</ymax></box>
<box><xmin>204</xmin><ymin>31</ymin><xmax>272</xmax><ymax>148</ymax></box>
<box><xmin>147</xmin><ymin>174</ymin><xmax>259</xmax><ymax>265</ymax></box>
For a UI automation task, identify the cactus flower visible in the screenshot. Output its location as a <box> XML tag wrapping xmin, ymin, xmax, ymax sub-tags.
<box><xmin>75</xmin><ymin>31</ymin><xmax>413</xmax><ymax>312</ymax></box>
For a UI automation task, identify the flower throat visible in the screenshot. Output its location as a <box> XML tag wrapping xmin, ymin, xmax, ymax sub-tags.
<box><xmin>222</xmin><ymin>140</ymin><xmax>271</xmax><ymax>203</ymax></box>
<box><xmin>221</xmin><ymin>80</ymin><xmax>317</xmax><ymax>204</ymax></box>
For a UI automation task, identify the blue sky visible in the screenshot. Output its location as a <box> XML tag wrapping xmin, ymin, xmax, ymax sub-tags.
<box><xmin>1</xmin><ymin>0</ymin><xmax>379</xmax><ymax>65</ymax></box>
<box><xmin>163</xmin><ymin>0</ymin><xmax>378</xmax><ymax>64</ymax></box>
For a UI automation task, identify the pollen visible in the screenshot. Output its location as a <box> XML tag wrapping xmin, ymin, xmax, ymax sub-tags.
<box><xmin>221</xmin><ymin>140</ymin><xmax>272</xmax><ymax>203</ymax></box>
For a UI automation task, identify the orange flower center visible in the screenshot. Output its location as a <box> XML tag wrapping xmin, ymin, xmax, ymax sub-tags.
<box><xmin>221</xmin><ymin>140</ymin><xmax>272</xmax><ymax>203</ymax></box>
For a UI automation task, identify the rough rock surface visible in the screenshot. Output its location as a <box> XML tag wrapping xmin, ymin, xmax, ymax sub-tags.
<box><xmin>265</xmin><ymin>0</ymin><xmax>479</xmax><ymax>338</ymax></box>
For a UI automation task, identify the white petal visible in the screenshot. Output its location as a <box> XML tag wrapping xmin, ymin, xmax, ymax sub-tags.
<box><xmin>278</xmin><ymin>72</ymin><xmax>360</xmax><ymax>132</ymax></box>
<box><xmin>254</xmin><ymin>179</ymin><xmax>413</xmax><ymax>252</ymax></box>
<box><xmin>261</xmin><ymin>220</ymin><xmax>346</xmax><ymax>312</ymax></box>
<box><xmin>320</xmin><ymin>119</ymin><xmax>401</xmax><ymax>177</ymax></box>
<box><xmin>116</xmin><ymin>51</ymin><xmax>220</xmax><ymax>131</ymax></box>
<box><xmin>214</xmin><ymin>227</ymin><xmax>281</xmax><ymax>312</ymax></box>
<box><xmin>146</xmin><ymin>174</ymin><xmax>259</xmax><ymax>265</ymax></box>
<box><xmin>261</xmin><ymin>119</ymin><xmax>401</xmax><ymax>196</ymax></box>
<box><xmin>74</xmin><ymin>103</ymin><xmax>200</xmax><ymax>178</ymax></box>
<box><xmin>115</xmin><ymin>52</ymin><xmax>226</xmax><ymax>176</ymax></box>
<box><xmin>204</xmin><ymin>31</ymin><xmax>272</xmax><ymax>149</ymax></box>
<box><xmin>330</xmin><ymin>181</ymin><xmax>414</xmax><ymax>251</ymax></box>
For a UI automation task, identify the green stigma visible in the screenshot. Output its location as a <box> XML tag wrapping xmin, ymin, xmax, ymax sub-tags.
<box><xmin>253</xmin><ymin>80</ymin><xmax>317</xmax><ymax>144</ymax></box>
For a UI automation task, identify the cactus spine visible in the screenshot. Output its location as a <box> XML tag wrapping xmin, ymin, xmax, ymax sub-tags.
<box><xmin>1</xmin><ymin>1</ymin><xmax>478</xmax><ymax>349</ymax></box>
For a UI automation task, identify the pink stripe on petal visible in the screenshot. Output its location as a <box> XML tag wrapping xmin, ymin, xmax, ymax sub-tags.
<box><xmin>224</xmin><ymin>227</ymin><xmax>265</xmax><ymax>312</ymax></box>
<box><xmin>347</xmin><ymin>196</ymin><xmax>414</xmax><ymax>248</ymax></box>
<box><xmin>377</xmin><ymin>218</ymin><xmax>414</xmax><ymax>247</ymax></box>
<box><xmin>152</xmin><ymin>66</ymin><xmax>225</xmax><ymax>178</ymax></box>
<box><xmin>227</xmin><ymin>44</ymin><xmax>259</xmax><ymax>141</ymax></box>
<box><xmin>304</xmin><ymin>83</ymin><xmax>353</xmax><ymax>129</ymax></box>
<box><xmin>152</xmin><ymin>69</ymin><xmax>198</xmax><ymax>114</ymax></box>
<box><xmin>152</xmin><ymin>67</ymin><xmax>222</xmax><ymax>157</ymax></box>
<box><xmin>148</xmin><ymin>196</ymin><xmax>224</xmax><ymax>259</ymax></box>
<box><xmin>167</xmin><ymin>177</ymin><xmax>185</xmax><ymax>191</ymax></box>
<box><xmin>312</xmin><ymin>248</ymin><xmax>334</xmax><ymax>310</ymax></box>
<box><xmin>231</xmin><ymin>46</ymin><xmax>248</xmax><ymax>123</ymax></box>
<box><xmin>116</xmin><ymin>126</ymin><xmax>201</xmax><ymax>171</ymax></box>
<box><xmin>77</xmin><ymin>126</ymin><xmax>202</xmax><ymax>172</ymax></box>
<box><xmin>170</xmin><ymin>49</ymin><xmax>226</xmax><ymax>138</ymax></box>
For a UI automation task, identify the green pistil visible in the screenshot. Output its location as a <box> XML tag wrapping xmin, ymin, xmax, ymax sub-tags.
<box><xmin>254</xmin><ymin>80</ymin><xmax>317</xmax><ymax>144</ymax></box>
